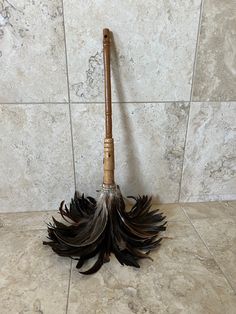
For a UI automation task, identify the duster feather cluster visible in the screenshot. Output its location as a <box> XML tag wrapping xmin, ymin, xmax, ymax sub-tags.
<box><xmin>43</xmin><ymin>186</ymin><xmax>166</xmax><ymax>275</ymax></box>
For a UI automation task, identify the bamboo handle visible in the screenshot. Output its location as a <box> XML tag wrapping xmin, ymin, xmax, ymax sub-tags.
<box><xmin>103</xmin><ymin>28</ymin><xmax>115</xmax><ymax>187</ymax></box>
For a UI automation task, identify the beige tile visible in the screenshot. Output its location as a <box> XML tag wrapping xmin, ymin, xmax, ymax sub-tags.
<box><xmin>71</xmin><ymin>103</ymin><xmax>189</xmax><ymax>203</ymax></box>
<box><xmin>0</xmin><ymin>229</ymin><xmax>71</xmax><ymax>314</ymax></box>
<box><xmin>0</xmin><ymin>0</ymin><xmax>68</xmax><ymax>102</ymax></box>
<box><xmin>155</xmin><ymin>203</ymin><xmax>187</xmax><ymax>222</ymax></box>
<box><xmin>0</xmin><ymin>210</ymin><xmax>59</xmax><ymax>231</ymax></box>
<box><xmin>0</xmin><ymin>104</ymin><xmax>75</xmax><ymax>212</ymax></box>
<box><xmin>64</xmin><ymin>0</ymin><xmax>201</xmax><ymax>102</ymax></box>
<box><xmin>67</xmin><ymin>222</ymin><xmax>236</xmax><ymax>314</ymax></box>
<box><xmin>180</xmin><ymin>103</ymin><xmax>236</xmax><ymax>202</ymax></box>
<box><xmin>228</xmin><ymin>201</ymin><xmax>236</xmax><ymax>211</ymax></box>
<box><xmin>192</xmin><ymin>217</ymin><xmax>236</xmax><ymax>292</ymax></box>
<box><xmin>193</xmin><ymin>0</ymin><xmax>236</xmax><ymax>101</ymax></box>
<box><xmin>182</xmin><ymin>201</ymin><xmax>236</xmax><ymax>220</ymax></box>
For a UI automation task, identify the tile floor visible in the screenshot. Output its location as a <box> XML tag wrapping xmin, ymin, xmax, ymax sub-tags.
<box><xmin>0</xmin><ymin>201</ymin><xmax>236</xmax><ymax>314</ymax></box>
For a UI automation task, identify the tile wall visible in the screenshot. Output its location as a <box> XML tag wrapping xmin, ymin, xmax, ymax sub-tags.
<box><xmin>0</xmin><ymin>0</ymin><xmax>235</xmax><ymax>211</ymax></box>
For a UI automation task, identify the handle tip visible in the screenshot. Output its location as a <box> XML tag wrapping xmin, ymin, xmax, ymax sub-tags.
<box><xmin>103</xmin><ymin>28</ymin><xmax>111</xmax><ymax>43</ymax></box>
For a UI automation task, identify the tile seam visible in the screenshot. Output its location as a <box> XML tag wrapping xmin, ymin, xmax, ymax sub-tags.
<box><xmin>178</xmin><ymin>0</ymin><xmax>205</xmax><ymax>202</ymax></box>
<box><xmin>1</xmin><ymin>100</ymin><xmax>236</xmax><ymax>105</ymax></box>
<box><xmin>0</xmin><ymin>102</ymin><xmax>69</xmax><ymax>105</ymax></box>
<box><xmin>190</xmin><ymin>0</ymin><xmax>205</xmax><ymax>101</ymax></box>
<box><xmin>177</xmin><ymin>102</ymin><xmax>191</xmax><ymax>202</ymax></box>
<box><xmin>65</xmin><ymin>259</ymin><xmax>73</xmax><ymax>314</ymax></box>
<box><xmin>61</xmin><ymin>0</ymin><xmax>77</xmax><ymax>191</ymax></box>
<box><xmin>180</xmin><ymin>205</ymin><xmax>236</xmax><ymax>294</ymax></box>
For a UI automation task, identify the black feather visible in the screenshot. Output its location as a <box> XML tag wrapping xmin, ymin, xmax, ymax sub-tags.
<box><xmin>43</xmin><ymin>186</ymin><xmax>167</xmax><ymax>274</ymax></box>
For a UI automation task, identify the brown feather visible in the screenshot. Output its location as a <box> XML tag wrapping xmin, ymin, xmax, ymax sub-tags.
<box><xmin>43</xmin><ymin>186</ymin><xmax>166</xmax><ymax>275</ymax></box>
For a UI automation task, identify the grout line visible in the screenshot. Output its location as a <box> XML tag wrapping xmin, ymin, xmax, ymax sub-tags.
<box><xmin>66</xmin><ymin>100</ymin><xmax>236</xmax><ymax>104</ymax></box>
<box><xmin>189</xmin><ymin>0</ymin><xmax>205</xmax><ymax>101</ymax></box>
<box><xmin>67</xmin><ymin>103</ymin><xmax>77</xmax><ymax>191</ymax></box>
<box><xmin>61</xmin><ymin>0</ymin><xmax>71</xmax><ymax>103</ymax></box>
<box><xmin>1</xmin><ymin>100</ymin><xmax>236</xmax><ymax>105</ymax></box>
<box><xmin>181</xmin><ymin>205</ymin><xmax>236</xmax><ymax>294</ymax></box>
<box><xmin>70</xmin><ymin>101</ymin><xmax>189</xmax><ymax>104</ymax></box>
<box><xmin>65</xmin><ymin>259</ymin><xmax>73</xmax><ymax>314</ymax></box>
<box><xmin>177</xmin><ymin>0</ymin><xmax>204</xmax><ymax>202</ymax></box>
<box><xmin>61</xmin><ymin>0</ymin><xmax>77</xmax><ymax>191</ymax></box>
<box><xmin>0</xmin><ymin>102</ymin><xmax>69</xmax><ymax>105</ymax></box>
<box><xmin>177</xmin><ymin>103</ymin><xmax>191</xmax><ymax>202</ymax></box>
<box><xmin>227</xmin><ymin>201</ymin><xmax>236</xmax><ymax>210</ymax></box>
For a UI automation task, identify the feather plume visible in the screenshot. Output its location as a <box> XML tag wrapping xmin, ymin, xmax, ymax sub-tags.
<box><xmin>43</xmin><ymin>186</ymin><xmax>166</xmax><ymax>274</ymax></box>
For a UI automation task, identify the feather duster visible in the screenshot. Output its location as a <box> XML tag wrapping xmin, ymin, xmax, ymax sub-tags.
<box><xmin>43</xmin><ymin>28</ymin><xmax>167</xmax><ymax>275</ymax></box>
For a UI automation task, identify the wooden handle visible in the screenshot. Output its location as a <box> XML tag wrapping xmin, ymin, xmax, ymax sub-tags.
<box><xmin>103</xmin><ymin>28</ymin><xmax>112</xmax><ymax>138</ymax></box>
<box><xmin>103</xmin><ymin>28</ymin><xmax>115</xmax><ymax>186</ymax></box>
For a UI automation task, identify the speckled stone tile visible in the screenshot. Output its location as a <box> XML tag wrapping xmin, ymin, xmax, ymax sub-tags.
<box><xmin>156</xmin><ymin>203</ymin><xmax>187</xmax><ymax>222</ymax></box>
<box><xmin>67</xmin><ymin>222</ymin><xmax>236</xmax><ymax>314</ymax></box>
<box><xmin>180</xmin><ymin>102</ymin><xmax>236</xmax><ymax>202</ymax></box>
<box><xmin>0</xmin><ymin>229</ymin><xmax>70</xmax><ymax>314</ymax></box>
<box><xmin>0</xmin><ymin>104</ymin><xmax>74</xmax><ymax>212</ymax></box>
<box><xmin>64</xmin><ymin>0</ymin><xmax>201</xmax><ymax>102</ymax></box>
<box><xmin>192</xmin><ymin>0</ymin><xmax>236</xmax><ymax>101</ymax></box>
<box><xmin>184</xmin><ymin>201</ymin><xmax>236</xmax><ymax>291</ymax></box>
<box><xmin>228</xmin><ymin>200</ymin><xmax>236</xmax><ymax>211</ymax></box>
<box><xmin>181</xmin><ymin>201</ymin><xmax>236</xmax><ymax>220</ymax></box>
<box><xmin>71</xmin><ymin>102</ymin><xmax>189</xmax><ymax>203</ymax></box>
<box><xmin>0</xmin><ymin>210</ymin><xmax>58</xmax><ymax>231</ymax></box>
<box><xmin>190</xmin><ymin>217</ymin><xmax>236</xmax><ymax>292</ymax></box>
<box><xmin>0</xmin><ymin>0</ymin><xmax>67</xmax><ymax>102</ymax></box>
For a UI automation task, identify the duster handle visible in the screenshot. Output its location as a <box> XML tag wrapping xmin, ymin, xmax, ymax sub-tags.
<box><xmin>103</xmin><ymin>28</ymin><xmax>115</xmax><ymax>186</ymax></box>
